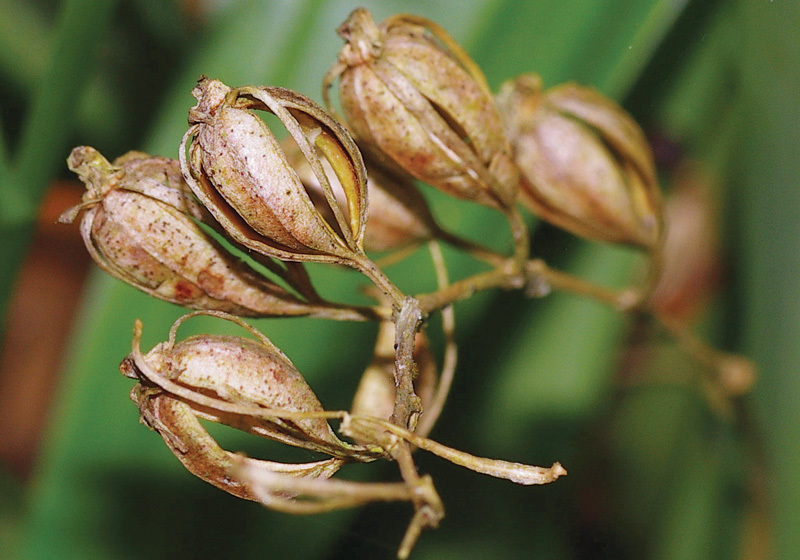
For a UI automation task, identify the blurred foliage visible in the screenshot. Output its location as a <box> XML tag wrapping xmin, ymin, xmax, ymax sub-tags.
<box><xmin>1</xmin><ymin>0</ymin><xmax>798</xmax><ymax>559</ymax></box>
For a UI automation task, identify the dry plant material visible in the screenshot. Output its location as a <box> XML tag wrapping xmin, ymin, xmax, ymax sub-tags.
<box><xmin>497</xmin><ymin>73</ymin><xmax>662</xmax><ymax>250</ymax></box>
<box><xmin>325</xmin><ymin>8</ymin><xmax>519</xmax><ymax>210</ymax></box>
<box><xmin>61</xmin><ymin>7</ymin><xmax>754</xmax><ymax>558</ymax></box>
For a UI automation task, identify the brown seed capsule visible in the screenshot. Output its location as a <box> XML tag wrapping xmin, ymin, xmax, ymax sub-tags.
<box><xmin>283</xmin><ymin>138</ymin><xmax>437</xmax><ymax>252</ymax></box>
<box><xmin>325</xmin><ymin>8</ymin><xmax>519</xmax><ymax>210</ymax></box>
<box><xmin>61</xmin><ymin>146</ymin><xmax>318</xmax><ymax>317</ymax></box>
<box><xmin>496</xmin><ymin>74</ymin><xmax>663</xmax><ymax>249</ymax></box>
<box><xmin>121</xmin><ymin>314</ymin><xmax>362</xmax><ymax>457</ymax></box>
<box><xmin>182</xmin><ymin>77</ymin><xmax>368</xmax><ymax>264</ymax></box>
<box><xmin>131</xmin><ymin>385</ymin><xmax>345</xmax><ymax>501</ymax></box>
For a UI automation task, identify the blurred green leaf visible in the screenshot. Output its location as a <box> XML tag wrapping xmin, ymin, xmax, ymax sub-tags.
<box><xmin>735</xmin><ymin>2</ymin><xmax>800</xmax><ymax>558</ymax></box>
<box><xmin>0</xmin><ymin>0</ymin><xmax>118</xmax><ymax>334</ymax></box>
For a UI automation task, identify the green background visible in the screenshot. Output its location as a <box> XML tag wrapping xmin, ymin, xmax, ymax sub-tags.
<box><xmin>1</xmin><ymin>0</ymin><xmax>797</xmax><ymax>558</ymax></box>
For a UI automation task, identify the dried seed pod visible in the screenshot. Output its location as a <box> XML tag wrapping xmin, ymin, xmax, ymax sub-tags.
<box><xmin>131</xmin><ymin>385</ymin><xmax>345</xmax><ymax>501</ymax></box>
<box><xmin>496</xmin><ymin>74</ymin><xmax>663</xmax><ymax>249</ymax></box>
<box><xmin>325</xmin><ymin>8</ymin><xmax>519</xmax><ymax>210</ymax></box>
<box><xmin>121</xmin><ymin>314</ymin><xmax>362</xmax><ymax>457</ymax></box>
<box><xmin>350</xmin><ymin>320</ymin><xmax>437</xmax><ymax>429</ymax></box>
<box><xmin>182</xmin><ymin>77</ymin><xmax>369</xmax><ymax>264</ymax></box>
<box><xmin>61</xmin><ymin>146</ymin><xmax>319</xmax><ymax>317</ymax></box>
<box><xmin>283</xmin><ymin>138</ymin><xmax>437</xmax><ymax>252</ymax></box>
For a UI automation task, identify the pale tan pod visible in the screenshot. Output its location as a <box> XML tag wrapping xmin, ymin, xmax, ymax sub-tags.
<box><xmin>327</xmin><ymin>8</ymin><xmax>518</xmax><ymax>211</ymax></box>
<box><xmin>497</xmin><ymin>74</ymin><xmax>663</xmax><ymax>249</ymax></box>
<box><xmin>183</xmin><ymin>78</ymin><xmax>369</xmax><ymax>264</ymax></box>
<box><xmin>131</xmin><ymin>385</ymin><xmax>345</xmax><ymax>501</ymax></box>
<box><xmin>127</xmin><ymin>332</ymin><xmax>348</xmax><ymax>454</ymax></box>
<box><xmin>63</xmin><ymin>146</ymin><xmax>317</xmax><ymax>317</ymax></box>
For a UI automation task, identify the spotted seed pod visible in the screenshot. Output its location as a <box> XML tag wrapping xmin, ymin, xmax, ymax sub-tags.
<box><xmin>325</xmin><ymin>8</ymin><xmax>519</xmax><ymax>211</ymax></box>
<box><xmin>350</xmin><ymin>319</ymin><xmax>437</xmax><ymax>437</ymax></box>
<box><xmin>497</xmin><ymin>74</ymin><xmax>663</xmax><ymax>249</ymax></box>
<box><xmin>182</xmin><ymin>77</ymin><xmax>369</xmax><ymax>264</ymax></box>
<box><xmin>61</xmin><ymin>146</ymin><xmax>318</xmax><ymax>317</ymax></box>
<box><xmin>283</xmin><ymin>138</ymin><xmax>437</xmax><ymax>252</ymax></box>
<box><xmin>120</xmin><ymin>314</ymin><xmax>370</xmax><ymax>458</ymax></box>
<box><xmin>130</xmin><ymin>384</ymin><xmax>345</xmax><ymax>501</ymax></box>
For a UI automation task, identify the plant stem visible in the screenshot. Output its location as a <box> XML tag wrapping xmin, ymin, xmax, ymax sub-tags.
<box><xmin>390</xmin><ymin>298</ymin><xmax>424</xmax><ymax>429</ymax></box>
<box><xmin>350</xmin><ymin>252</ymin><xmax>407</xmax><ymax>310</ymax></box>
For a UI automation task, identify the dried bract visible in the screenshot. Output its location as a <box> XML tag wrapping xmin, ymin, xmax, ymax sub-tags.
<box><xmin>497</xmin><ymin>74</ymin><xmax>663</xmax><ymax>249</ymax></box>
<box><xmin>182</xmin><ymin>77</ymin><xmax>369</xmax><ymax>264</ymax></box>
<box><xmin>61</xmin><ymin>147</ymin><xmax>318</xmax><ymax>316</ymax></box>
<box><xmin>285</xmin><ymin>139</ymin><xmax>437</xmax><ymax>252</ymax></box>
<box><xmin>326</xmin><ymin>8</ymin><xmax>519</xmax><ymax>210</ymax></box>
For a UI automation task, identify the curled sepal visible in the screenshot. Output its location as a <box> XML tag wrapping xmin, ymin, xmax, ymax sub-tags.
<box><xmin>182</xmin><ymin>77</ymin><xmax>368</xmax><ymax>264</ymax></box>
<box><xmin>62</xmin><ymin>146</ymin><xmax>325</xmax><ymax>317</ymax></box>
<box><xmin>232</xmin><ymin>454</ymin><xmax>435</xmax><ymax>513</ymax></box>
<box><xmin>131</xmin><ymin>384</ymin><xmax>345</xmax><ymax>500</ymax></box>
<box><xmin>496</xmin><ymin>74</ymin><xmax>663</xmax><ymax>249</ymax></box>
<box><xmin>121</xmin><ymin>311</ymin><xmax>379</xmax><ymax>460</ymax></box>
<box><xmin>350</xmin><ymin>319</ymin><xmax>437</xmax><ymax>433</ymax></box>
<box><xmin>325</xmin><ymin>8</ymin><xmax>519</xmax><ymax>210</ymax></box>
<box><xmin>342</xmin><ymin>415</ymin><xmax>567</xmax><ymax>486</ymax></box>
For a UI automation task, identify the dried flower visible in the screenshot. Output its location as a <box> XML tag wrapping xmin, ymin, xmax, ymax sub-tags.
<box><xmin>181</xmin><ymin>77</ymin><xmax>368</xmax><ymax>264</ymax></box>
<box><xmin>61</xmin><ymin>146</ymin><xmax>319</xmax><ymax>317</ymax></box>
<box><xmin>325</xmin><ymin>8</ymin><xmax>519</xmax><ymax>210</ymax></box>
<box><xmin>497</xmin><ymin>74</ymin><xmax>663</xmax><ymax>249</ymax></box>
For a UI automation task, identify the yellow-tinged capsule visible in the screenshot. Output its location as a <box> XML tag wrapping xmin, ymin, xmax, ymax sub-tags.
<box><xmin>182</xmin><ymin>77</ymin><xmax>369</xmax><ymax>264</ymax></box>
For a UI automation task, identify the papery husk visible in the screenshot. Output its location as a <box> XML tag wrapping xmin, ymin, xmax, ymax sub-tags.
<box><xmin>62</xmin><ymin>146</ymin><xmax>319</xmax><ymax>317</ymax></box>
<box><xmin>284</xmin><ymin>138</ymin><xmax>437</xmax><ymax>252</ymax></box>
<box><xmin>131</xmin><ymin>384</ymin><xmax>345</xmax><ymax>500</ymax></box>
<box><xmin>497</xmin><ymin>74</ymin><xmax>662</xmax><ymax>249</ymax></box>
<box><xmin>326</xmin><ymin>8</ymin><xmax>518</xmax><ymax>211</ymax></box>
<box><xmin>182</xmin><ymin>77</ymin><xmax>369</xmax><ymax>264</ymax></box>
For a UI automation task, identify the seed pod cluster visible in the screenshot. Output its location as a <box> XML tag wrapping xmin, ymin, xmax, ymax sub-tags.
<box><xmin>326</xmin><ymin>8</ymin><xmax>519</xmax><ymax>210</ymax></box>
<box><xmin>61</xmin><ymin>146</ymin><xmax>317</xmax><ymax>317</ymax></box>
<box><xmin>497</xmin><ymin>74</ymin><xmax>663</xmax><ymax>249</ymax></box>
<box><xmin>58</xmin><ymin>8</ymin><xmax>680</xmax><ymax>558</ymax></box>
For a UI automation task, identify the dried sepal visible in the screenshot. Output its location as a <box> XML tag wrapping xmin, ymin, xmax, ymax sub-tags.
<box><xmin>181</xmin><ymin>77</ymin><xmax>369</xmax><ymax>264</ymax></box>
<box><xmin>232</xmin><ymin>454</ymin><xmax>432</xmax><ymax>513</ymax></box>
<box><xmin>284</xmin><ymin>138</ymin><xmax>438</xmax><ymax>253</ymax></box>
<box><xmin>62</xmin><ymin>146</ymin><xmax>326</xmax><ymax>317</ymax></box>
<box><xmin>325</xmin><ymin>8</ymin><xmax>519</xmax><ymax>211</ymax></box>
<box><xmin>497</xmin><ymin>74</ymin><xmax>663</xmax><ymax>249</ymax></box>
<box><xmin>121</xmin><ymin>312</ymin><xmax>379</xmax><ymax>460</ymax></box>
